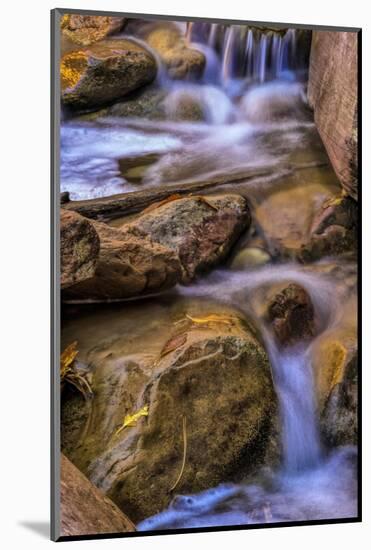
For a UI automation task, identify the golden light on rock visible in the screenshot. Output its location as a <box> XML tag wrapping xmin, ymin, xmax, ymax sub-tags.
<box><xmin>60</xmin><ymin>51</ymin><xmax>88</xmax><ymax>90</ymax></box>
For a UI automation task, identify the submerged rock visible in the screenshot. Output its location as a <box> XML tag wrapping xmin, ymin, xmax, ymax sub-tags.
<box><xmin>61</xmin><ymin>14</ymin><xmax>125</xmax><ymax>47</ymax></box>
<box><xmin>60</xmin><ymin>454</ymin><xmax>135</xmax><ymax>537</ymax></box>
<box><xmin>300</xmin><ymin>196</ymin><xmax>358</xmax><ymax>261</ymax></box>
<box><xmin>118</xmin><ymin>152</ymin><xmax>161</xmax><ymax>184</ymax></box>
<box><xmin>61</xmin><ymin>305</ymin><xmax>276</xmax><ymax>522</ymax></box>
<box><xmin>60</xmin><ymin>210</ymin><xmax>100</xmax><ymax>289</ymax></box>
<box><xmin>61</xmin><ymin>39</ymin><xmax>157</xmax><ymax>109</ymax></box>
<box><xmin>106</xmin><ymin>87</ymin><xmax>166</xmax><ymax>119</ymax></box>
<box><xmin>127</xmin><ymin>21</ymin><xmax>205</xmax><ymax>80</ymax></box>
<box><xmin>266</xmin><ymin>283</ymin><xmax>315</xmax><ymax>346</ymax></box>
<box><xmin>164</xmin><ymin>88</ymin><xmax>206</xmax><ymax>121</ymax></box>
<box><xmin>63</xmin><ymin>219</ymin><xmax>182</xmax><ymax>301</ymax></box>
<box><xmin>230</xmin><ymin>247</ymin><xmax>271</xmax><ymax>270</ymax></box>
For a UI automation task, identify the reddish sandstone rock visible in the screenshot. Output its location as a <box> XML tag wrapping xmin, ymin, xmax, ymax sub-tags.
<box><xmin>308</xmin><ymin>31</ymin><xmax>358</xmax><ymax>199</ymax></box>
<box><xmin>63</xmin><ymin>220</ymin><xmax>182</xmax><ymax>301</ymax></box>
<box><xmin>60</xmin><ymin>453</ymin><xmax>135</xmax><ymax>537</ymax></box>
<box><xmin>60</xmin><ymin>210</ymin><xmax>100</xmax><ymax>289</ymax></box>
<box><xmin>129</xmin><ymin>194</ymin><xmax>250</xmax><ymax>281</ymax></box>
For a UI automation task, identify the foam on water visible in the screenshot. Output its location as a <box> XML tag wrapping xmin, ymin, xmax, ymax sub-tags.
<box><xmin>138</xmin><ymin>447</ymin><xmax>357</xmax><ymax>530</ymax></box>
<box><xmin>60</xmin><ymin>123</ymin><xmax>181</xmax><ymax>199</ymax></box>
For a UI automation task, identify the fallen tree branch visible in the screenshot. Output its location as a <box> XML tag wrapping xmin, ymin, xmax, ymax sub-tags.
<box><xmin>63</xmin><ymin>161</ymin><xmax>328</xmax><ymax>222</ymax></box>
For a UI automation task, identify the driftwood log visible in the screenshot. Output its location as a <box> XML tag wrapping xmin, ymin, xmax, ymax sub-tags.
<box><xmin>63</xmin><ymin>162</ymin><xmax>327</xmax><ymax>222</ymax></box>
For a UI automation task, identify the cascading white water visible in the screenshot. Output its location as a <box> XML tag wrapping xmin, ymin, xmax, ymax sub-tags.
<box><xmin>187</xmin><ymin>22</ymin><xmax>301</xmax><ymax>87</ymax></box>
<box><xmin>268</xmin><ymin>344</ymin><xmax>322</xmax><ymax>472</ymax></box>
<box><xmin>137</xmin><ymin>265</ymin><xmax>357</xmax><ymax>530</ymax></box>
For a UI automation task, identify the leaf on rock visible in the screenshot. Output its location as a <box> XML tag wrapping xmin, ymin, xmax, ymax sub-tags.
<box><xmin>115</xmin><ymin>405</ymin><xmax>149</xmax><ymax>438</ymax></box>
<box><xmin>140</xmin><ymin>194</ymin><xmax>183</xmax><ymax>215</ymax></box>
<box><xmin>160</xmin><ymin>333</ymin><xmax>187</xmax><ymax>358</ymax></box>
<box><xmin>60</xmin><ymin>342</ymin><xmax>93</xmax><ymax>400</ymax></box>
<box><xmin>60</xmin><ymin>341</ymin><xmax>79</xmax><ymax>378</ymax></box>
<box><xmin>188</xmin><ymin>195</ymin><xmax>219</xmax><ymax>211</ymax></box>
<box><xmin>185</xmin><ymin>313</ymin><xmax>241</xmax><ymax>326</ymax></box>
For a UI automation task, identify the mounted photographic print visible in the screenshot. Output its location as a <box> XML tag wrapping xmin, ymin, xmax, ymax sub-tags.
<box><xmin>51</xmin><ymin>8</ymin><xmax>361</xmax><ymax>541</ymax></box>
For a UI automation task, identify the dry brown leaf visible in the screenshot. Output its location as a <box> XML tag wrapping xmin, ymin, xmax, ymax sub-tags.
<box><xmin>188</xmin><ymin>195</ymin><xmax>219</xmax><ymax>211</ymax></box>
<box><xmin>160</xmin><ymin>333</ymin><xmax>188</xmax><ymax>358</ymax></box>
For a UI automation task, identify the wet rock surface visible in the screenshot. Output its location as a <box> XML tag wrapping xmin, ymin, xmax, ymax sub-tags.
<box><xmin>312</xmin><ymin>309</ymin><xmax>358</xmax><ymax>446</ymax></box>
<box><xmin>127</xmin><ymin>21</ymin><xmax>206</xmax><ymax>80</ymax></box>
<box><xmin>60</xmin><ymin>210</ymin><xmax>100</xmax><ymax>289</ymax></box>
<box><xmin>61</xmin><ymin>302</ymin><xmax>277</xmax><ymax>523</ymax></box>
<box><xmin>300</xmin><ymin>196</ymin><xmax>358</xmax><ymax>261</ymax></box>
<box><xmin>61</xmin><ymin>14</ymin><xmax>125</xmax><ymax>47</ymax></box>
<box><xmin>129</xmin><ymin>194</ymin><xmax>250</xmax><ymax>281</ymax></box>
<box><xmin>61</xmin><ymin>39</ymin><xmax>157</xmax><ymax>109</ymax></box>
<box><xmin>266</xmin><ymin>283</ymin><xmax>315</xmax><ymax>346</ymax></box>
<box><xmin>60</xmin><ymin>453</ymin><xmax>135</xmax><ymax>536</ymax></box>
<box><xmin>63</xmin><ymin>194</ymin><xmax>250</xmax><ymax>300</ymax></box>
<box><xmin>63</xmin><ymin>218</ymin><xmax>182</xmax><ymax>301</ymax></box>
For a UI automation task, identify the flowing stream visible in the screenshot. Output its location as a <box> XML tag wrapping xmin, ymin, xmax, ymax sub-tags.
<box><xmin>61</xmin><ymin>21</ymin><xmax>357</xmax><ymax>529</ymax></box>
<box><xmin>137</xmin><ymin>265</ymin><xmax>357</xmax><ymax>529</ymax></box>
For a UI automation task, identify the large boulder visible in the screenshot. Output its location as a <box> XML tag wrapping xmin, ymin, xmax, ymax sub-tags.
<box><xmin>61</xmin><ymin>304</ymin><xmax>277</xmax><ymax>523</ymax></box>
<box><xmin>308</xmin><ymin>31</ymin><xmax>358</xmax><ymax>200</ymax></box>
<box><xmin>265</xmin><ymin>283</ymin><xmax>315</xmax><ymax>346</ymax></box>
<box><xmin>60</xmin><ymin>210</ymin><xmax>100</xmax><ymax>289</ymax></box>
<box><xmin>63</xmin><ymin>219</ymin><xmax>182</xmax><ymax>301</ymax></box>
<box><xmin>128</xmin><ymin>194</ymin><xmax>250</xmax><ymax>282</ymax></box>
<box><xmin>60</xmin><ymin>453</ymin><xmax>135</xmax><ymax>537</ymax></box>
<box><xmin>61</xmin><ymin>14</ymin><xmax>125</xmax><ymax>47</ymax></box>
<box><xmin>64</xmin><ymin>194</ymin><xmax>250</xmax><ymax>300</ymax></box>
<box><xmin>61</xmin><ymin>39</ymin><xmax>157</xmax><ymax>109</ymax></box>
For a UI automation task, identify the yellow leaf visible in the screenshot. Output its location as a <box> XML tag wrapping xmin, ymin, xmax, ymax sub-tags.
<box><xmin>60</xmin><ymin>341</ymin><xmax>79</xmax><ymax>378</ymax></box>
<box><xmin>115</xmin><ymin>405</ymin><xmax>149</xmax><ymax>438</ymax></box>
<box><xmin>185</xmin><ymin>314</ymin><xmax>239</xmax><ymax>326</ymax></box>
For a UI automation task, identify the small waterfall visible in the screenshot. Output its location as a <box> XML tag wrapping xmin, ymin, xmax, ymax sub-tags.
<box><xmin>268</xmin><ymin>343</ymin><xmax>322</xmax><ymax>472</ymax></box>
<box><xmin>187</xmin><ymin>22</ymin><xmax>303</xmax><ymax>86</ymax></box>
<box><xmin>221</xmin><ymin>26</ymin><xmax>236</xmax><ymax>82</ymax></box>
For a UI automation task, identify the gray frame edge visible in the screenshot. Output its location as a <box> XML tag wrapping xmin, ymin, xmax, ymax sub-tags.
<box><xmin>55</xmin><ymin>7</ymin><xmax>361</xmax><ymax>32</ymax></box>
<box><xmin>51</xmin><ymin>7</ymin><xmax>61</xmax><ymax>543</ymax></box>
